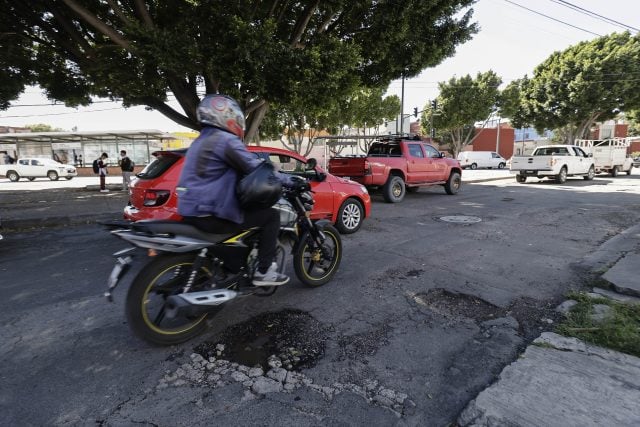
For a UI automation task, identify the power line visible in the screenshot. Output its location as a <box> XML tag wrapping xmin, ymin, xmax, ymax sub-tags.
<box><xmin>0</xmin><ymin>107</ymin><xmax>125</xmax><ymax>118</ymax></box>
<box><xmin>549</xmin><ymin>0</ymin><xmax>640</xmax><ymax>33</ymax></box>
<box><xmin>503</xmin><ymin>0</ymin><xmax>603</xmax><ymax>37</ymax></box>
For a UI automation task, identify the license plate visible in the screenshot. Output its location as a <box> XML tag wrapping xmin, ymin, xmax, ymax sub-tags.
<box><xmin>525</xmin><ymin>170</ymin><xmax>535</xmax><ymax>174</ymax></box>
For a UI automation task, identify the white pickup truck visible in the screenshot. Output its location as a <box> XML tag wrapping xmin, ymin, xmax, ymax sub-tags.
<box><xmin>0</xmin><ymin>157</ymin><xmax>78</xmax><ymax>181</ymax></box>
<box><xmin>510</xmin><ymin>145</ymin><xmax>595</xmax><ymax>184</ymax></box>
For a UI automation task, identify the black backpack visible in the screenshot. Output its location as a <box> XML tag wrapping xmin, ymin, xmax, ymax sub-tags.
<box><xmin>92</xmin><ymin>159</ymin><xmax>99</xmax><ymax>174</ymax></box>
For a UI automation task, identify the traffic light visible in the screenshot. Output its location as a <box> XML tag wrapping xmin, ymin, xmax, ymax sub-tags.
<box><xmin>413</xmin><ymin>107</ymin><xmax>418</xmax><ymax>118</ymax></box>
<box><xmin>431</xmin><ymin>99</ymin><xmax>438</xmax><ymax>110</ymax></box>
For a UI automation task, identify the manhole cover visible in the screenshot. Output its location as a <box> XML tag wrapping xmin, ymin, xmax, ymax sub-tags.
<box><xmin>437</xmin><ymin>215</ymin><xmax>482</xmax><ymax>224</ymax></box>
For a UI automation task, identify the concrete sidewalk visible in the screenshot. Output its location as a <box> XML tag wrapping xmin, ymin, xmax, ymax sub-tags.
<box><xmin>458</xmin><ymin>223</ymin><xmax>640</xmax><ymax>426</ymax></box>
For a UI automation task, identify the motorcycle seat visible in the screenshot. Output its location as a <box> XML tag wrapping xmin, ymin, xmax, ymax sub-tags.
<box><xmin>131</xmin><ymin>220</ymin><xmax>230</xmax><ymax>242</ymax></box>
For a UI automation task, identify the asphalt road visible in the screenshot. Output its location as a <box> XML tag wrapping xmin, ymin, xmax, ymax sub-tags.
<box><xmin>1</xmin><ymin>171</ymin><xmax>640</xmax><ymax>426</ymax></box>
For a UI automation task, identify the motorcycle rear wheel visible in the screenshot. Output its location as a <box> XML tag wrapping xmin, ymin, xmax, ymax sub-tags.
<box><xmin>293</xmin><ymin>225</ymin><xmax>342</xmax><ymax>287</ymax></box>
<box><xmin>125</xmin><ymin>253</ymin><xmax>217</xmax><ymax>345</ymax></box>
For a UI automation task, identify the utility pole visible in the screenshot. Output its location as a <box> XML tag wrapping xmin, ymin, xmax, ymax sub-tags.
<box><xmin>399</xmin><ymin>72</ymin><xmax>405</xmax><ymax>135</ymax></box>
<box><xmin>496</xmin><ymin>116</ymin><xmax>501</xmax><ymax>154</ymax></box>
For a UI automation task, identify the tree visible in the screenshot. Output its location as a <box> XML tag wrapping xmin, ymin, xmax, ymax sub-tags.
<box><xmin>24</xmin><ymin>123</ymin><xmax>65</xmax><ymax>132</ymax></box>
<box><xmin>623</xmin><ymin>110</ymin><xmax>640</xmax><ymax>136</ymax></box>
<box><xmin>260</xmin><ymin>88</ymin><xmax>400</xmax><ymax>157</ymax></box>
<box><xmin>420</xmin><ymin>70</ymin><xmax>501</xmax><ymax>157</ymax></box>
<box><xmin>1</xmin><ymin>1</ymin><xmax>477</xmax><ymax>141</ymax></box>
<box><xmin>518</xmin><ymin>32</ymin><xmax>640</xmax><ymax>143</ymax></box>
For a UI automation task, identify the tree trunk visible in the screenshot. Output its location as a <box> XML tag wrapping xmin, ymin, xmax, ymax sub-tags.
<box><xmin>245</xmin><ymin>102</ymin><xmax>269</xmax><ymax>145</ymax></box>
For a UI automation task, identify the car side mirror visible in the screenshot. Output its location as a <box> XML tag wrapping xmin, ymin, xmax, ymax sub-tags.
<box><xmin>440</xmin><ymin>152</ymin><xmax>446</xmax><ymax>158</ymax></box>
<box><xmin>587</xmin><ymin>153</ymin><xmax>593</xmax><ymax>158</ymax></box>
<box><xmin>317</xmin><ymin>171</ymin><xmax>327</xmax><ymax>182</ymax></box>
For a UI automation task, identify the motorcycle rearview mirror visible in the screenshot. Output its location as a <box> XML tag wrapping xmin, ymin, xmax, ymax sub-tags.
<box><xmin>306</xmin><ymin>158</ymin><xmax>318</xmax><ymax>170</ymax></box>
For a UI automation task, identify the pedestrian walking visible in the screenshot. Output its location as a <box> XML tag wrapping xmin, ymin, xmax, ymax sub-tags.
<box><xmin>98</xmin><ymin>152</ymin><xmax>109</xmax><ymax>192</ymax></box>
<box><xmin>118</xmin><ymin>150</ymin><xmax>134</xmax><ymax>191</ymax></box>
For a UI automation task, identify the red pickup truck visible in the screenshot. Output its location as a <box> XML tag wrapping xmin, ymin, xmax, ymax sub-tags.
<box><xmin>328</xmin><ymin>137</ymin><xmax>462</xmax><ymax>203</ymax></box>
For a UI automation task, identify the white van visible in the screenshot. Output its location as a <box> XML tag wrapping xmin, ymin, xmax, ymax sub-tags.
<box><xmin>457</xmin><ymin>151</ymin><xmax>507</xmax><ymax>169</ymax></box>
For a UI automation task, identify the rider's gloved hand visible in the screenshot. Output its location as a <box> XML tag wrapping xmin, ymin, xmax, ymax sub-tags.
<box><xmin>287</xmin><ymin>175</ymin><xmax>310</xmax><ymax>191</ymax></box>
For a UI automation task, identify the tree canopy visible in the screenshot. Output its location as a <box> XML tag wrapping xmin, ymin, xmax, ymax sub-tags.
<box><xmin>1</xmin><ymin>0</ymin><xmax>477</xmax><ymax>141</ymax></box>
<box><xmin>421</xmin><ymin>70</ymin><xmax>501</xmax><ymax>156</ymax></box>
<box><xmin>516</xmin><ymin>32</ymin><xmax>640</xmax><ymax>143</ymax></box>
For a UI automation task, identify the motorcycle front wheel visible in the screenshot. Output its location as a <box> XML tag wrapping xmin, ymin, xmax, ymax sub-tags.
<box><xmin>125</xmin><ymin>253</ymin><xmax>218</xmax><ymax>345</ymax></box>
<box><xmin>293</xmin><ymin>224</ymin><xmax>342</xmax><ymax>287</ymax></box>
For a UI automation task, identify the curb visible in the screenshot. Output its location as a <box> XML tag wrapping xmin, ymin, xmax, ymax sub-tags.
<box><xmin>2</xmin><ymin>212</ymin><xmax>126</xmax><ymax>232</ymax></box>
<box><xmin>464</xmin><ymin>176</ymin><xmax>513</xmax><ymax>184</ymax></box>
<box><xmin>571</xmin><ymin>223</ymin><xmax>640</xmax><ymax>276</ymax></box>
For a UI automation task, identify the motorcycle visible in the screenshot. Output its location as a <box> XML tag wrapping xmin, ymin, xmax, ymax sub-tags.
<box><xmin>105</xmin><ymin>178</ymin><xmax>342</xmax><ymax>345</ymax></box>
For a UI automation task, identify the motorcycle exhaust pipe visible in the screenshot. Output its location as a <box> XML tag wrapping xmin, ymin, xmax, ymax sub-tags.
<box><xmin>165</xmin><ymin>289</ymin><xmax>238</xmax><ymax>319</ymax></box>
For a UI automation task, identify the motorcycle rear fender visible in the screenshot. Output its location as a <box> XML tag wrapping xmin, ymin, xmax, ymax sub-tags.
<box><xmin>111</xmin><ymin>229</ymin><xmax>212</xmax><ymax>253</ymax></box>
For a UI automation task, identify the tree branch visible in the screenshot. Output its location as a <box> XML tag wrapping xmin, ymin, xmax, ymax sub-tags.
<box><xmin>134</xmin><ymin>0</ymin><xmax>154</xmax><ymax>28</ymax></box>
<box><xmin>290</xmin><ymin>0</ymin><xmax>320</xmax><ymax>47</ymax></box>
<box><xmin>62</xmin><ymin>0</ymin><xmax>131</xmax><ymax>50</ymax></box>
<box><xmin>141</xmin><ymin>97</ymin><xmax>198</xmax><ymax>129</ymax></box>
<box><xmin>105</xmin><ymin>0</ymin><xmax>132</xmax><ymax>25</ymax></box>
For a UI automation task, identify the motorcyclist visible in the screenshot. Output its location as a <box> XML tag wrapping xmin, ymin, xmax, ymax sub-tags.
<box><xmin>176</xmin><ymin>94</ymin><xmax>292</xmax><ymax>286</ymax></box>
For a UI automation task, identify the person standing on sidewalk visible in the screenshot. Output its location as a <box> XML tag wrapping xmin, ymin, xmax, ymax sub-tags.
<box><xmin>98</xmin><ymin>152</ymin><xmax>109</xmax><ymax>192</ymax></box>
<box><xmin>118</xmin><ymin>150</ymin><xmax>134</xmax><ymax>191</ymax></box>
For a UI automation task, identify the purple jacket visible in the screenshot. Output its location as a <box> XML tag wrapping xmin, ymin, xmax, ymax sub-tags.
<box><xmin>176</xmin><ymin>127</ymin><xmax>261</xmax><ymax>223</ymax></box>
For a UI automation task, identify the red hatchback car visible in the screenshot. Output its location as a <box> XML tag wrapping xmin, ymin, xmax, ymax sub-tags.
<box><xmin>124</xmin><ymin>146</ymin><xmax>371</xmax><ymax>234</ymax></box>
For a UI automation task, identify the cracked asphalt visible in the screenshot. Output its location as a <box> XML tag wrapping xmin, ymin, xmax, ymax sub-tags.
<box><xmin>1</xmin><ymin>172</ymin><xmax>640</xmax><ymax>425</ymax></box>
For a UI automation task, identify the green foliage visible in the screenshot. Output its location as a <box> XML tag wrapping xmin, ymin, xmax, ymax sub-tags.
<box><xmin>420</xmin><ymin>70</ymin><xmax>501</xmax><ymax>156</ymax></box>
<box><xmin>556</xmin><ymin>292</ymin><xmax>640</xmax><ymax>358</ymax></box>
<box><xmin>0</xmin><ymin>0</ymin><xmax>477</xmax><ymax>140</ymax></box>
<box><xmin>624</xmin><ymin>110</ymin><xmax>640</xmax><ymax>136</ymax></box>
<box><xmin>518</xmin><ymin>32</ymin><xmax>640</xmax><ymax>143</ymax></box>
<box><xmin>24</xmin><ymin>123</ymin><xmax>65</xmax><ymax>132</ymax></box>
<box><xmin>260</xmin><ymin>88</ymin><xmax>400</xmax><ymax>155</ymax></box>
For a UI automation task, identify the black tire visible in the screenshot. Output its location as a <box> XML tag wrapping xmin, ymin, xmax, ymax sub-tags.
<box><xmin>583</xmin><ymin>166</ymin><xmax>595</xmax><ymax>181</ymax></box>
<box><xmin>611</xmin><ymin>166</ymin><xmax>619</xmax><ymax>177</ymax></box>
<box><xmin>335</xmin><ymin>198</ymin><xmax>364</xmax><ymax>234</ymax></box>
<box><xmin>444</xmin><ymin>171</ymin><xmax>461</xmax><ymax>195</ymax></box>
<box><xmin>293</xmin><ymin>225</ymin><xmax>342</xmax><ymax>287</ymax></box>
<box><xmin>627</xmin><ymin>168</ymin><xmax>633</xmax><ymax>176</ymax></box>
<box><xmin>7</xmin><ymin>171</ymin><xmax>19</xmax><ymax>182</ymax></box>
<box><xmin>382</xmin><ymin>175</ymin><xmax>405</xmax><ymax>203</ymax></box>
<box><xmin>498</xmin><ymin>162</ymin><xmax>506</xmax><ymax>169</ymax></box>
<box><xmin>47</xmin><ymin>170</ymin><xmax>59</xmax><ymax>181</ymax></box>
<box><xmin>125</xmin><ymin>253</ymin><xmax>214</xmax><ymax>345</ymax></box>
<box><xmin>65</xmin><ymin>176</ymin><xmax>73</xmax><ymax>180</ymax></box>
<box><xmin>516</xmin><ymin>175</ymin><xmax>526</xmax><ymax>183</ymax></box>
<box><xmin>470</xmin><ymin>163</ymin><xmax>477</xmax><ymax>170</ymax></box>
<box><xmin>556</xmin><ymin>167</ymin><xmax>567</xmax><ymax>184</ymax></box>
<box><xmin>27</xmin><ymin>177</ymin><xmax>36</xmax><ymax>181</ymax></box>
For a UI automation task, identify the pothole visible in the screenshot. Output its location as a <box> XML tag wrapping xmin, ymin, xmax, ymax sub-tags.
<box><xmin>412</xmin><ymin>289</ymin><xmax>504</xmax><ymax>322</ymax></box>
<box><xmin>436</xmin><ymin>215</ymin><xmax>482</xmax><ymax>224</ymax></box>
<box><xmin>195</xmin><ymin>309</ymin><xmax>330</xmax><ymax>371</ymax></box>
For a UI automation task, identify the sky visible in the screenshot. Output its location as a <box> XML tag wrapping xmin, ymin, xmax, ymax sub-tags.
<box><xmin>1</xmin><ymin>0</ymin><xmax>639</xmax><ymax>133</ymax></box>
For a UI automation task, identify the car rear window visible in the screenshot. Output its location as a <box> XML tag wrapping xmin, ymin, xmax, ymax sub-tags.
<box><xmin>136</xmin><ymin>154</ymin><xmax>181</xmax><ymax>179</ymax></box>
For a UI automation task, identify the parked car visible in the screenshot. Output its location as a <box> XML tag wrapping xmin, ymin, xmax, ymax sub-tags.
<box><xmin>124</xmin><ymin>146</ymin><xmax>372</xmax><ymax>234</ymax></box>
<box><xmin>457</xmin><ymin>151</ymin><xmax>507</xmax><ymax>170</ymax></box>
<box><xmin>328</xmin><ymin>136</ymin><xmax>462</xmax><ymax>203</ymax></box>
<box><xmin>510</xmin><ymin>144</ymin><xmax>595</xmax><ymax>183</ymax></box>
<box><xmin>574</xmin><ymin>138</ymin><xmax>633</xmax><ymax>176</ymax></box>
<box><xmin>0</xmin><ymin>157</ymin><xmax>77</xmax><ymax>181</ymax></box>
<box><xmin>633</xmin><ymin>156</ymin><xmax>640</xmax><ymax>168</ymax></box>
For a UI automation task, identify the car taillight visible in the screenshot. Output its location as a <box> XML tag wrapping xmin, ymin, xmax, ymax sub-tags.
<box><xmin>143</xmin><ymin>190</ymin><xmax>171</xmax><ymax>207</ymax></box>
<box><xmin>365</xmin><ymin>160</ymin><xmax>372</xmax><ymax>175</ymax></box>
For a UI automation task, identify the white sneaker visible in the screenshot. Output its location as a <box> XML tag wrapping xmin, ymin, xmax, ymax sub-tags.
<box><xmin>252</xmin><ymin>262</ymin><xmax>290</xmax><ymax>286</ymax></box>
<box><xmin>100</xmin><ymin>189</ymin><xmax>110</xmax><ymax>193</ymax></box>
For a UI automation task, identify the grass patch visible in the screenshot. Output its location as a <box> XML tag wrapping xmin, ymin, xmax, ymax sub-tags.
<box><xmin>555</xmin><ymin>292</ymin><xmax>640</xmax><ymax>358</ymax></box>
